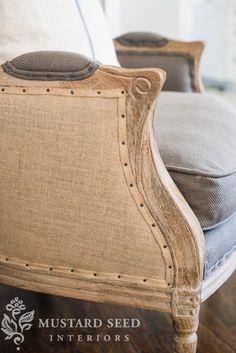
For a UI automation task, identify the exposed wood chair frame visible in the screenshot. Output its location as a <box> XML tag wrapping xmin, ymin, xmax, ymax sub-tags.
<box><xmin>0</xmin><ymin>52</ymin><xmax>235</xmax><ymax>353</ymax></box>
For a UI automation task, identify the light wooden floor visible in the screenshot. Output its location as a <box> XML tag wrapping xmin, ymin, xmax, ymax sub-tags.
<box><xmin>0</xmin><ymin>271</ymin><xmax>235</xmax><ymax>353</ymax></box>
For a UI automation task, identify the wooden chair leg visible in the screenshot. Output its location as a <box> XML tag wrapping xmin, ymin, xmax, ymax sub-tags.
<box><xmin>172</xmin><ymin>314</ymin><xmax>199</xmax><ymax>353</ymax></box>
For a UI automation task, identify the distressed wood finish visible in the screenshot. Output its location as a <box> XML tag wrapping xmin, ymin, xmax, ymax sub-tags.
<box><xmin>114</xmin><ymin>37</ymin><xmax>205</xmax><ymax>93</ymax></box>
<box><xmin>172</xmin><ymin>315</ymin><xmax>199</xmax><ymax>353</ymax></box>
<box><xmin>0</xmin><ymin>61</ymin><xmax>234</xmax><ymax>353</ymax></box>
<box><xmin>1</xmin><ymin>274</ymin><xmax>236</xmax><ymax>353</ymax></box>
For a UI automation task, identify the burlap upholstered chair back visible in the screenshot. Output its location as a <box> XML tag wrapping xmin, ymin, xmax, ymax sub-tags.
<box><xmin>0</xmin><ymin>52</ymin><xmax>176</xmax><ymax>288</ymax></box>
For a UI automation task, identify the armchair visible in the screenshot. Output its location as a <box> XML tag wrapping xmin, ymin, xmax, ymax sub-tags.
<box><xmin>0</xmin><ymin>2</ymin><xmax>236</xmax><ymax>353</ymax></box>
<box><xmin>0</xmin><ymin>50</ymin><xmax>236</xmax><ymax>353</ymax></box>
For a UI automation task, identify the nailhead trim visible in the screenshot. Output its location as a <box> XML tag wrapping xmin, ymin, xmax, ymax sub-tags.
<box><xmin>0</xmin><ymin>87</ymin><xmax>174</xmax><ymax>287</ymax></box>
<box><xmin>117</xmin><ymin>92</ymin><xmax>174</xmax><ymax>286</ymax></box>
<box><xmin>0</xmin><ymin>87</ymin><xmax>125</xmax><ymax>98</ymax></box>
<box><xmin>0</xmin><ymin>255</ymin><xmax>169</xmax><ymax>287</ymax></box>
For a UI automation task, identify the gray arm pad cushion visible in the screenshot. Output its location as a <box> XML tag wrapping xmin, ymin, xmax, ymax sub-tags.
<box><xmin>2</xmin><ymin>51</ymin><xmax>100</xmax><ymax>81</ymax></box>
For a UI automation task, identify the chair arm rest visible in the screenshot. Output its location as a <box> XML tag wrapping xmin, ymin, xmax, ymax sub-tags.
<box><xmin>132</xmin><ymin>83</ymin><xmax>205</xmax><ymax>290</ymax></box>
<box><xmin>114</xmin><ymin>32</ymin><xmax>205</xmax><ymax>93</ymax></box>
<box><xmin>0</xmin><ymin>51</ymin><xmax>205</xmax><ymax>312</ymax></box>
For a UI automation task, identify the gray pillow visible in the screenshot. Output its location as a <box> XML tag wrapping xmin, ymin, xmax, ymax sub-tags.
<box><xmin>155</xmin><ymin>92</ymin><xmax>236</xmax><ymax>230</ymax></box>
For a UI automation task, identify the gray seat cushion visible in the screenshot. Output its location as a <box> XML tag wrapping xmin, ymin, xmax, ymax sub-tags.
<box><xmin>155</xmin><ymin>92</ymin><xmax>236</xmax><ymax>230</ymax></box>
<box><xmin>204</xmin><ymin>212</ymin><xmax>236</xmax><ymax>278</ymax></box>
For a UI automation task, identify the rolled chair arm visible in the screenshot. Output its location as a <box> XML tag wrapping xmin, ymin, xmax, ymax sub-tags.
<box><xmin>114</xmin><ymin>32</ymin><xmax>205</xmax><ymax>93</ymax></box>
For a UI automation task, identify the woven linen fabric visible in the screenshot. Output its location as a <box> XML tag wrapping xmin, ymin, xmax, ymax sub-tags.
<box><xmin>204</xmin><ymin>212</ymin><xmax>236</xmax><ymax>278</ymax></box>
<box><xmin>0</xmin><ymin>0</ymin><xmax>119</xmax><ymax>66</ymax></box>
<box><xmin>3</xmin><ymin>51</ymin><xmax>100</xmax><ymax>81</ymax></box>
<box><xmin>0</xmin><ymin>93</ymin><xmax>164</xmax><ymax>279</ymax></box>
<box><xmin>116</xmin><ymin>32</ymin><xmax>169</xmax><ymax>47</ymax></box>
<box><xmin>156</xmin><ymin>92</ymin><xmax>236</xmax><ymax>230</ymax></box>
<box><xmin>5</xmin><ymin>51</ymin><xmax>97</xmax><ymax>73</ymax></box>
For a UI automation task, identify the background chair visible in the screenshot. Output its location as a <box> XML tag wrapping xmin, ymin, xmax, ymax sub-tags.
<box><xmin>114</xmin><ymin>32</ymin><xmax>205</xmax><ymax>92</ymax></box>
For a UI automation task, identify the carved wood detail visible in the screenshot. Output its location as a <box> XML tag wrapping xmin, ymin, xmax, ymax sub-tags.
<box><xmin>0</xmin><ymin>63</ymin><xmax>233</xmax><ymax>353</ymax></box>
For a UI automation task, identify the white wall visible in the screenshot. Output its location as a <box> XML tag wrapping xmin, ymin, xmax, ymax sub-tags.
<box><xmin>120</xmin><ymin>0</ymin><xmax>180</xmax><ymax>37</ymax></box>
<box><xmin>104</xmin><ymin>0</ymin><xmax>186</xmax><ymax>38</ymax></box>
<box><xmin>104</xmin><ymin>0</ymin><xmax>121</xmax><ymax>38</ymax></box>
